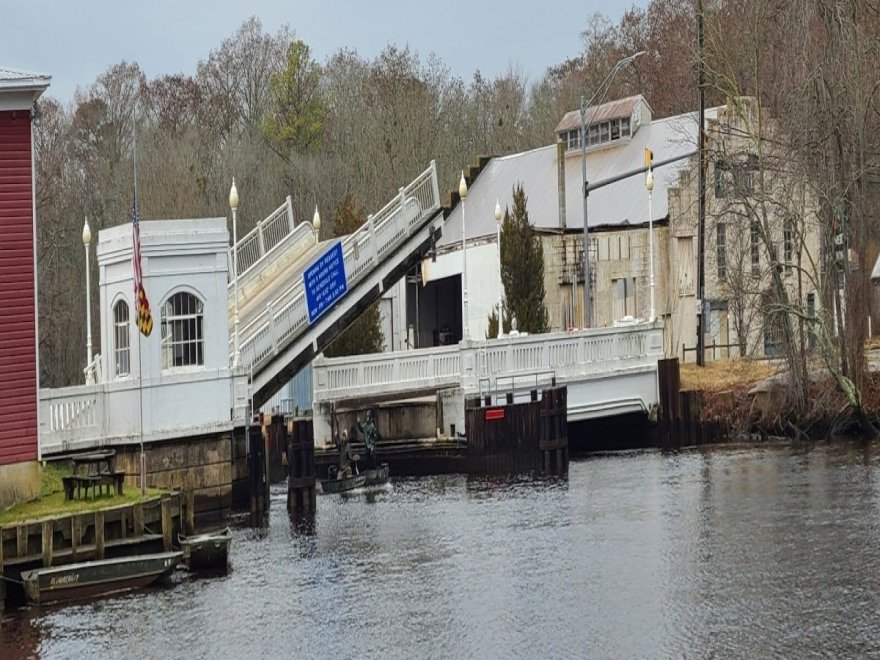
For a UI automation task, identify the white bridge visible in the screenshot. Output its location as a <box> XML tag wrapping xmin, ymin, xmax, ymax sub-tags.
<box><xmin>310</xmin><ymin>322</ymin><xmax>663</xmax><ymax>447</ymax></box>
<box><xmin>37</xmin><ymin>158</ymin><xmax>663</xmax><ymax>456</ymax></box>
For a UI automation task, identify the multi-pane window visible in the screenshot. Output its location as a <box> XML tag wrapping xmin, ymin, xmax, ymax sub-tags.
<box><xmin>161</xmin><ymin>292</ymin><xmax>204</xmax><ymax>369</ymax></box>
<box><xmin>565</xmin><ymin>115</ymin><xmax>634</xmax><ymax>151</ymax></box>
<box><xmin>714</xmin><ymin>154</ymin><xmax>760</xmax><ymax>198</ymax></box>
<box><xmin>610</xmin><ymin>118</ymin><xmax>620</xmax><ymax>140</ymax></box>
<box><xmin>716</xmin><ymin>224</ymin><xmax>727</xmax><ymax>280</ymax></box>
<box><xmin>783</xmin><ymin>221</ymin><xmax>793</xmax><ymax>273</ymax></box>
<box><xmin>113</xmin><ymin>300</ymin><xmax>130</xmax><ymax>377</ymax></box>
<box><xmin>714</xmin><ymin>160</ymin><xmax>728</xmax><ymax>199</ymax></box>
<box><xmin>751</xmin><ymin>221</ymin><xmax>761</xmax><ymax>275</ymax></box>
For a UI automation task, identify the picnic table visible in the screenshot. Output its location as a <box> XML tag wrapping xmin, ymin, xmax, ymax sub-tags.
<box><xmin>63</xmin><ymin>450</ymin><xmax>126</xmax><ymax>500</ymax></box>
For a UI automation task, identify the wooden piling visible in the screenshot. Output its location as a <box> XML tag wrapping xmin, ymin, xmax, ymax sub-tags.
<box><xmin>161</xmin><ymin>496</ymin><xmax>172</xmax><ymax>551</ymax></box>
<box><xmin>71</xmin><ymin>517</ymin><xmax>79</xmax><ymax>561</ymax></box>
<box><xmin>184</xmin><ymin>490</ymin><xmax>195</xmax><ymax>535</ymax></box>
<box><xmin>41</xmin><ymin>521</ymin><xmax>53</xmax><ymax>567</ymax></box>
<box><xmin>95</xmin><ymin>511</ymin><xmax>105</xmax><ymax>560</ymax></box>
<box><xmin>133</xmin><ymin>502</ymin><xmax>144</xmax><ymax>537</ymax></box>
<box><xmin>248</xmin><ymin>424</ymin><xmax>268</xmax><ymax>522</ymax></box>
<box><xmin>288</xmin><ymin>419</ymin><xmax>317</xmax><ymax>517</ymax></box>
<box><xmin>16</xmin><ymin>525</ymin><xmax>26</xmax><ymax>559</ymax></box>
<box><xmin>657</xmin><ymin>358</ymin><xmax>681</xmax><ymax>445</ymax></box>
<box><xmin>467</xmin><ymin>385</ymin><xmax>568</xmax><ymax>475</ymax></box>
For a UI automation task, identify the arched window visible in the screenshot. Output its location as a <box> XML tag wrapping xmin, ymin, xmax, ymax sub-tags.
<box><xmin>160</xmin><ymin>292</ymin><xmax>204</xmax><ymax>369</ymax></box>
<box><xmin>113</xmin><ymin>300</ymin><xmax>130</xmax><ymax>377</ymax></box>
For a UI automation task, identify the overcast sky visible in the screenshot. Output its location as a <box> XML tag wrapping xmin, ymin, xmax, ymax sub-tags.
<box><xmin>2</xmin><ymin>0</ymin><xmax>646</xmax><ymax>103</ymax></box>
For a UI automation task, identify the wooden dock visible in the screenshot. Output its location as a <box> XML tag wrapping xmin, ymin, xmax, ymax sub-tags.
<box><xmin>1</xmin><ymin>493</ymin><xmax>182</xmax><ymax>609</ymax></box>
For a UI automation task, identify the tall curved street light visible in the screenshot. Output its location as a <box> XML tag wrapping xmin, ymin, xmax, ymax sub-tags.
<box><xmin>580</xmin><ymin>50</ymin><xmax>646</xmax><ymax>328</ymax></box>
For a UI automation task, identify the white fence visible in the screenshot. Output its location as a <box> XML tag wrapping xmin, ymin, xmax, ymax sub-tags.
<box><xmin>39</xmin><ymin>371</ymin><xmax>249</xmax><ymax>455</ymax></box>
<box><xmin>235</xmin><ymin>161</ymin><xmax>441</xmax><ymax>374</ymax></box>
<box><xmin>313</xmin><ymin>323</ymin><xmax>664</xmax><ymax>404</ymax></box>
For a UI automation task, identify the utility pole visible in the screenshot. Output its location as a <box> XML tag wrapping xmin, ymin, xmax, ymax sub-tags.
<box><xmin>696</xmin><ymin>0</ymin><xmax>707</xmax><ymax>366</ymax></box>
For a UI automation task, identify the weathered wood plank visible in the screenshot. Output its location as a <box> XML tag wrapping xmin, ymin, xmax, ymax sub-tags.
<box><xmin>95</xmin><ymin>511</ymin><xmax>105</xmax><ymax>560</ymax></box>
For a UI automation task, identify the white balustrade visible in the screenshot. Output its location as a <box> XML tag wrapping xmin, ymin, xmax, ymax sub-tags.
<box><xmin>235</xmin><ymin>161</ymin><xmax>441</xmax><ymax>374</ymax></box>
<box><xmin>313</xmin><ymin>323</ymin><xmax>663</xmax><ymax>404</ymax></box>
<box><xmin>230</xmin><ymin>196</ymin><xmax>296</xmax><ymax>282</ymax></box>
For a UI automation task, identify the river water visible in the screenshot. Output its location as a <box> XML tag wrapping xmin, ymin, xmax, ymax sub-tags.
<box><xmin>3</xmin><ymin>440</ymin><xmax>880</xmax><ymax>659</ymax></box>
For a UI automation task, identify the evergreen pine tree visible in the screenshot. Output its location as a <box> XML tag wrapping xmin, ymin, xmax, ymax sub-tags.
<box><xmin>498</xmin><ymin>184</ymin><xmax>549</xmax><ymax>334</ymax></box>
<box><xmin>324</xmin><ymin>194</ymin><xmax>385</xmax><ymax>357</ymax></box>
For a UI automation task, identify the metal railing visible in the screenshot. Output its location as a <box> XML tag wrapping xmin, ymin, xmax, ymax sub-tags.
<box><xmin>235</xmin><ymin>161</ymin><xmax>441</xmax><ymax>373</ymax></box>
<box><xmin>681</xmin><ymin>340</ymin><xmax>750</xmax><ymax>362</ymax></box>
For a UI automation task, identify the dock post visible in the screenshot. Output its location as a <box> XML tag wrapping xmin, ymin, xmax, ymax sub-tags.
<box><xmin>95</xmin><ymin>511</ymin><xmax>105</xmax><ymax>560</ymax></box>
<box><xmin>41</xmin><ymin>521</ymin><xmax>53</xmax><ymax>568</ymax></box>
<box><xmin>71</xmin><ymin>517</ymin><xmax>79</xmax><ymax>561</ymax></box>
<box><xmin>248</xmin><ymin>424</ymin><xmax>267</xmax><ymax>524</ymax></box>
<box><xmin>133</xmin><ymin>503</ymin><xmax>144</xmax><ymax>537</ymax></box>
<box><xmin>161</xmin><ymin>496</ymin><xmax>173</xmax><ymax>551</ymax></box>
<box><xmin>657</xmin><ymin>358</ymin><xmax>681</xmax><ymax>446</ymax></box>
<box><xmin>288</xmin><ymin>419</ymin><xmax>317</xmax><ymax>525</ymax></box>
<box><xmin>16</xmin><ymin>525</ymin><xmax>27</xmax><ymax>559</ymax></box>
<box><xmin>184</xmin><ymin>490</ymin><xmax>195</xmax><ymax>535</ymax></box>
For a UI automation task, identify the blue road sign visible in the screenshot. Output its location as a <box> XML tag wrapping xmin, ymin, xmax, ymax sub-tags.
<box><xmin>304</xmin><ymin>241</ymin><xmax>348</xmax><ymax>325</ymax></box>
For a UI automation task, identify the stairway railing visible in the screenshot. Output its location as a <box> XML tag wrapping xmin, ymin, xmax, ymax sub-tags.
<box><xmin>234</xmin><ymin>161</ymin><xmax>441</xmax><ymax>373</ymax></box>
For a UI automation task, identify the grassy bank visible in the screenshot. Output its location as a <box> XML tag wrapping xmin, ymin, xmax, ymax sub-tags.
<box><xmin>0</xmin><ymin>463</ymin><xmax>165</xmax><ymax>526</ymax></box>
<box><xmin>679</xmin><ymin>356</ymin><xmax>880</xmax><ymax>440</ymax></box>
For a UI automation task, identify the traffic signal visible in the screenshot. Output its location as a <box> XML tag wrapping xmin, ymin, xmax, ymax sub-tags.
<box><xmin>645</xmin><ymin>147</ymin><xmax>653</xmax><ymax>168</ymax></box>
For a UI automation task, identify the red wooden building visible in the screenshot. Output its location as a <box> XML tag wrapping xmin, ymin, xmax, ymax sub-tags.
<box><xmin>0</xmin><ymin>67</ymin><xmax>50</xmax><ymax>507</ymax></box>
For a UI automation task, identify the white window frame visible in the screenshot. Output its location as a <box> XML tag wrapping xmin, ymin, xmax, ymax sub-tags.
<box><xmin>113</xmin><ymin>299</ymin><xmax>130</xmax><ymax>377</ymax></box>
<box><xmin>716</xmin><ymin>223</ymin><xmax>727</xmax><ymax>280</ymax></box>
<box><xmin>751</xmin><ymin>221</ymin><xmax>761</xmax><ymax>276</ymax></box>
<box><xmin>160</xmin><ymin>291</ymin><xmax>205</xmax><ymax>370</ymax></box>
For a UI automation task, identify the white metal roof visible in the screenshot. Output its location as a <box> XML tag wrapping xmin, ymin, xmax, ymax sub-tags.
<box><xmin>0</xmin><ymin>67</ymin><xmax>50</xmax><ymax>89</ymax></box>
<box><xmin>439</xmin><ymin>106</ymin><xmax>717</xmax><ymax>248</ymax></box>
<box><xmin>0</xmin><ymin>66</ymin><xmax>51</xmax><ymax>110</ymax></box>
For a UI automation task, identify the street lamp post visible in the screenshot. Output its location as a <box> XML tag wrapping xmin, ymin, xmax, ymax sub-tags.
<box><xmin>459</xmin><ymin>171</ymin><xmax>470</xmax><ymax>341</ymax></box>
<box><xmin>646</xmin><ymin>162</ymin><xmax>656</xmax><ymax>323</ymax></box>
<box><xmin>495</xmin><ymin>198</ymin><xmax>503</xmax><ymax>333</ymax></box>
<box><xmin>580</xmin><ymin>50</ymin><xmax>646</xmax><ymax>328</ymax></box>
<box><xmin>82</xmin><ymin>218</ymin><xmax>93</xmax><ymax>383</ymax></box>
<box><xmin>229</xmin><ymin>179</ymin><xmax>240</xmax><ymax>368</ymax></box>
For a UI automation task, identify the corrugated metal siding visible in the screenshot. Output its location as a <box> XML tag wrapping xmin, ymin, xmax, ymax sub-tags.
<box><xmin>0</xmin><ymin>110</ymin><xmax>38</xmax><ymax>464</ymax></box>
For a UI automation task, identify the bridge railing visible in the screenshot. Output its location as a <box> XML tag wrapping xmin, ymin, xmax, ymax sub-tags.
<box><xmin>235</xmin><ymin>161</ymin><xmax>441</xmax><ymax>373</ymax></box>
<box><xmin>313</xmin><ymin>323</ymin><xmax>664</xmax><ymax>404</ymax></box>
<box><xmin>39</xmin><ymin>371</ymin><xmax>249</xmax><ymax>455</ymax></box>
<box><xmin>228</xmin><ymin>195</ymin><xmax>297</xmax><ymax>293</ymax></box>
<box><xmin>313</xmin><ymin>345</ymin><xmax>460</xmax><ymax>403</ymax></box>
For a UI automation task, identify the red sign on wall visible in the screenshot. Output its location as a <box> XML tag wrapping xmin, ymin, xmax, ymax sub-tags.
<box><xmin>485</xmin><ymin>408</ymin><xmax>505</xmax><ymax>421</ymax></box>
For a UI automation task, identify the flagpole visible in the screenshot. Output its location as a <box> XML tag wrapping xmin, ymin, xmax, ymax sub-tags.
<box><xmin>134</xmin><ymin>101</ymin><xmax>146</xmax><ymax>496</ymax></box>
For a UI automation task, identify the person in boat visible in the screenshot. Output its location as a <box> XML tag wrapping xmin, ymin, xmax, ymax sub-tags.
<box><xmin>357</xmin><ymin>408</ymin><xmax>380</xmax><ymax>469</ymax></box>
<box><xmin>337</xmin><ymin>430</ymin><xmax>355</xmax><ymax>479</ymax></box>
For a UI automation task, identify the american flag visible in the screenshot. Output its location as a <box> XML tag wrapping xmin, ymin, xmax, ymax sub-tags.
<box><xmin>131</xmin><ymin>199</ymin><xmax>153</xmax><ymax>337</ymax></box>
